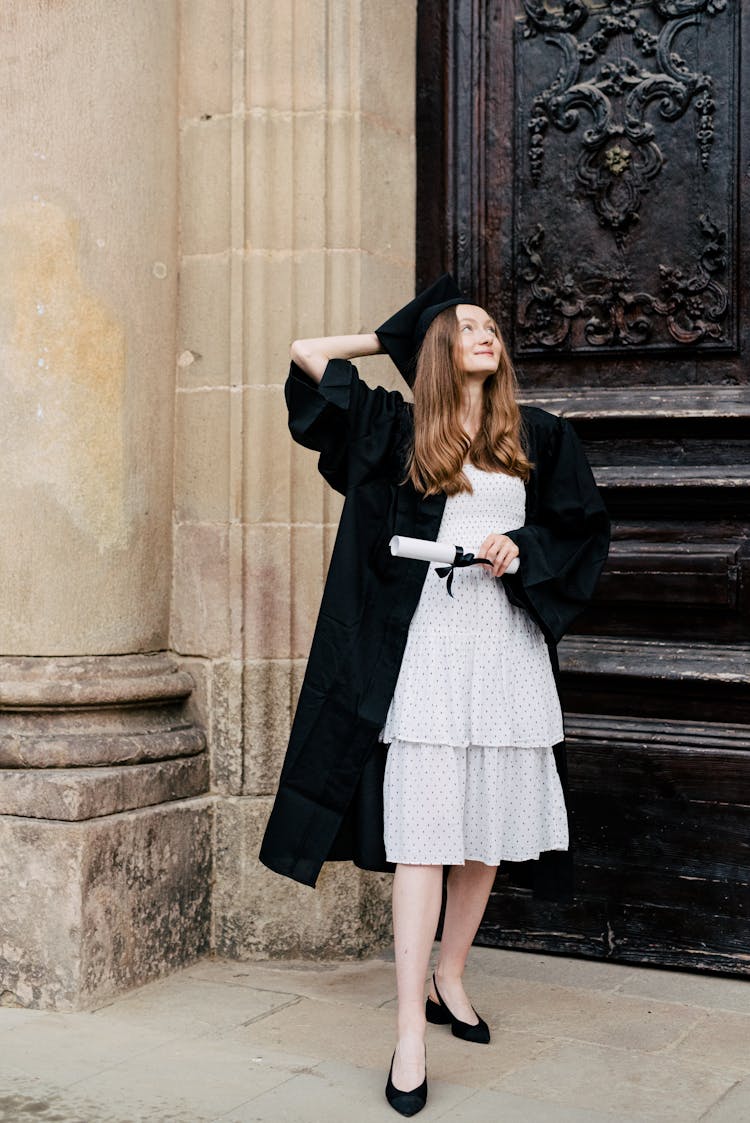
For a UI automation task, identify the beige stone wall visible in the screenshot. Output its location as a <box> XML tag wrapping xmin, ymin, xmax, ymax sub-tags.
<box><xmin>0</xmin><ymin>0</ymin><xmax>417</xmax><ymax>1004</ymax></box>
<box><xmin>0</xmin><ymin>1</ymin><xmax>178</xmax><ymax>654</ymax></box>
<box><xmin>0</xmin><ymin>2</ymin><xmax>214</xmax><ymax>1011</ymax></box>
<box><xmin>174</xmin><ymin>0</ymin><xmax>417</xmax><ymax>956</ymax></box>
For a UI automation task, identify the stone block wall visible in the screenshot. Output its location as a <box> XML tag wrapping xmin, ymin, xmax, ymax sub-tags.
<box><xmin>173</xmin><ymin>0</ymin><xmax>417</xmax><ymax>957</ymax></box>
<box><xmin>0</xmin><ymin>0</ymin><xmax>417</xmax><ymax>1009</ymax></box>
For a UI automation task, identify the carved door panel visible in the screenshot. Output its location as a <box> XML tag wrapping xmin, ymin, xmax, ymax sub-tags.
<box><xmin>418</xmin><ymin>0</ymin><xmax>750</xmax><ymax>973</ymax></box>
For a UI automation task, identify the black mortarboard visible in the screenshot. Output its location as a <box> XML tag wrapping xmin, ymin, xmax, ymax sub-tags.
<box><xmin>375</xmin><ymin>273</ymin><xmax>467</xmax><ymax>387</ymax></box>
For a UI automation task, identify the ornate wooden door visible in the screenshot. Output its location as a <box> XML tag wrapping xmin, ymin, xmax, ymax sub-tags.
<box><xmin>418</xmin><ymin>0</ymin><xmax>750</xmax><ymax>973</ymax></box>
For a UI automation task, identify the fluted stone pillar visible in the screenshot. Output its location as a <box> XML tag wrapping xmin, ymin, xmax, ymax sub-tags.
<box><xmin>174</xmin><ymin>0</ymin><xmax>417</xmax><ymax>957</ymax></box>
<box><xmin>0</xmin><ymin>2</ymin><xmax>211</xmax><ymax>1009</ymax></box>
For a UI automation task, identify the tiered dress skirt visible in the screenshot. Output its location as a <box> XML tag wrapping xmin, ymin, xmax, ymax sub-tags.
<box><xmin>379</xmin><ymin>464</ymin><xmax>569</xmax><ymax>866</ymax></box>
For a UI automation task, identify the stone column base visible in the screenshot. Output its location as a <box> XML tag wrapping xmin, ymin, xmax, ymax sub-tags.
<box><xmin>0</xmin><ymin>655</ymin><xmax>212</xmax><ymax>1010</ymax></box>
<box><xmin>0</xmin><ymin>797</ymin><xmax>212</xmax><ymax>1010</ymax></box>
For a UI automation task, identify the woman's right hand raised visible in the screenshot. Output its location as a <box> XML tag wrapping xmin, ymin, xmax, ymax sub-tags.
<box><xmin>290</xmin><ymin>333</ymin><xmax>384</xmax><ymax>383</ymax></box>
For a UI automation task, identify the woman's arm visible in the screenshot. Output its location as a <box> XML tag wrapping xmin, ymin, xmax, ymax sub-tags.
<box><xmin>290</xmin><ymin>332</ymin><xmax>384</xmax><ymax>383</ymax></box>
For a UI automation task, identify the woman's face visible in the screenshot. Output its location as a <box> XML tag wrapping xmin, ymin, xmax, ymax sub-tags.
<box><xmin>454</xmin><ymin>304</ymin><xmax>502</xmax><ymax>376</ymax></box>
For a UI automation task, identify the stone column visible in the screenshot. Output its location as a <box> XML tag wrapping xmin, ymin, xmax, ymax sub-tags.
<box><xmin>174</xmin><ymin>0</ymin><xmax>417</xmax><ymax>956</ymax></box>
<box><xmin>0</xmin><ymin>2</ymin><xmax>211</xmax><ymax>1009</ymax></box>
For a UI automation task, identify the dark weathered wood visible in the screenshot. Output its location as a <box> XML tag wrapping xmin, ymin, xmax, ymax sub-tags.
<box><xmin>559</xmin><ymin>636</ymin><xmax>750</xmax><ymax>722</ymax></box>
<box><xmin>568</xmin><ymin>729</ymin><xmax>750</xmax><ymax>804</ymax></box>
<box><xmin>416</xmin><ymin>1</ymin><xmax>448</xmax><ymax>289</ymax></box>
<box><xmin>595</xmin><ymin>541</ymin><xmax>741</xmax><ymax>608</ymax></box>
<box><xmin>520</xmin><ymin>386</ymin><xmax>750</xmax><ymax>420</ymax></box>
<box><xmin>417</xmin><ymin>0</ymin><xmax>750</xmax><ymax>974</ymax></box>
<box><xmin>575</xmin><ymin>606</ymin><xmax>750</xmax><ymax>644</ymax></box>
<box><xmin>479</xmin><ymin>713</ymin><xmax>750</xmax><ymax>973</ymax></box>
<box><xmin>478</xmin><ymin>893</ymin><xmax>750</xmax><ymax>974</ymax></box>
<box><xmin>566</xmin><ymin>712</ymin><xmax>750</xmax><ymax>749</ymax></box>
<box><xmin>575</xmin><ymin>866</ymin><xmax>749</xmax><ymax>919</ymax></box>
<box><xmin>590</xmin><ymin>465</ymin><xmax>750</xmax><ymax>520</ymax></box>
<box><xmin>560</xmin><ymin>636</ymin><xmax>750</xmax><ymax>685</ymax></box>
<box><xmin>571</xmin><ymin>796</ymin><xmax>750</xmax><ymax>879</ymax></box>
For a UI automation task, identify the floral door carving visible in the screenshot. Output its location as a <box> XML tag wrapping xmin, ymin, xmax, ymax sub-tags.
<box><xmin>515</xmin><ymin>0</ymin><xmax>736</xmax><ymax>355</ymax></box>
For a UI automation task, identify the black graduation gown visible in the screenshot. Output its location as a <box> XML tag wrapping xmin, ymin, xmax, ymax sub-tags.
<box><xmin>258</xmin><ymin>358</ymin><xmax>611</xmax><ymax>897</ymax></box>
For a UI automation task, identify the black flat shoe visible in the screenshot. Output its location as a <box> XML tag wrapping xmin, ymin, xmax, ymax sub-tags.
<box><xmin>385</xmin><ymin>1047</ymin><xmax>427</xmax><ymax>1116</ymax></box>
<box><xmin>425</xmin><ymin>971</ymin><xmax>491</xmax><ymax>1044</ymax></box>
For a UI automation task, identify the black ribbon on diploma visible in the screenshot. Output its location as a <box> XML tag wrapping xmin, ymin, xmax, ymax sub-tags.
<box><xmin>435</xmin><ymin>547</ymin><xmax>491</xmax><ymax>598</ymax></box>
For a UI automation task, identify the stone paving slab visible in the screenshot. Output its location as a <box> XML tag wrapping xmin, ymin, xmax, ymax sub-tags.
<box><xmin>0</xmin><ymin>1007</ymin><xmax>42</xmax><ymax>1033</ymax></box>
<box><xmin>216</xmin><ymin>1058</ymin><xmax>641</xmax><ymax>1123</ymax></box>
<box><xmin>0</xmin><ymin>1062</ymin><xmax>148</xmax><ymax>1123</ymax></box>
<box><xmin>426</xmin><ymin>1085</ymin><xmax>639</xmax><ymax>1123</ymax></box>
<box><xmin>215</xmin><ymin>1059</ymin><xmax>476</xmax><ymax>1123</ymax></box>
<box><xmin>91</xmin><ymin>975</ymin><xmax>297</xmax><ymax>1038</ymax></box>
<box><xmin>495</xmin><ymin>1039</ymin><xmax>735</xmax><ymax>1121</ymax></box>
<box><xmin>612</xmin><ymin>965</ymin><xmax>750</xmax><ymax>1015</ymax></box>
<box><xmin>463</xmin><ymin>974</ymin><xmax>709</xmax><ymax>1052</ymax></box>
<box><xmin>232</xmin><ymin>996</ymin><xmax>557</xmax><ymax>1088</ymax></box>
<box><xmin>58</xmin><ymin>1035</ymin><xmax>303</xmax><ymax>1122</ymax></box>
<box><xmin>465</xmin><ymin>948</ymin><xmax>638</xmax><ymax>993</ymax></box>
<box><xmin>0</xmin><ymin>945</ymin><xmax>748</xmax><ymax>1123</ymax></box>
<box><xmin>0</xmin><ymin>1078</ymin><xmax>132</xmax><ymax>1123</ymax></box>
<box><xmin>183</xmin><ymin>955</ymin><xmax>399</xmax><ymax>1010</ymax></box>
<box><xmin>666</xmin><ymin>1009</ymin><xmax>750</xmax><ymax>1079</ymax></box>
<box><xmin>465</xmin><ymin>948</ymin><xmax>750</xmax><ymax>1010</ymax></box>
<box><xmin>0</xmin><ymin>1012</ymin><xmax>178</xmax><ymax>1087</ymax></box>
<box><xmin>702</xmin><ymin>1078</ymin><xmax>750</xmax><ymax>1122</ymax></box>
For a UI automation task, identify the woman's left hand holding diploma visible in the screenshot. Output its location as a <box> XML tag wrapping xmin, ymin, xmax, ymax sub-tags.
<box><xmin>477</xmin><ymin>533</ymin><xmax>520</xmax><ymax>577</ymax></box>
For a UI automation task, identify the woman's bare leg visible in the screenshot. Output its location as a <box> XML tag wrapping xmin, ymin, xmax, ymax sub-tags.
<box><xmin>391</xmin><ymin>862</ymin><xmax>443</xmax><ymax>1090</ymax></box>
<box><xmin>428</xmin><ymin>860</ymin><xmax>498</xmax><ymax>1023</ymax></box>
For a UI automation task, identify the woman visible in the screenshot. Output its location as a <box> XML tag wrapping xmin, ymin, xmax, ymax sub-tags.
<box><xmin>260</xmin><ymin>276</ymin><xmax>610</xmax><ymax>1116</ymax></box>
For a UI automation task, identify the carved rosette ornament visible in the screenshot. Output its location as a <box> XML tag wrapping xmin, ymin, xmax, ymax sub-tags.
<box><xmin>518</xmin><ymin>214</ymin><xmax>728</xmax><ymax>348</ymax></box>
<box><xmin>522</xmin><ymin>0</ymin><xmax>722</xmax><ymax>242</ymax></box>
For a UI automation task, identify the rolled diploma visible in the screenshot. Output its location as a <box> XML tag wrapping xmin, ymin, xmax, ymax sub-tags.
<box><xmin>389</xmin><ymin>535</ymin><xmax>519</xmax><ymax>575</ymax></box>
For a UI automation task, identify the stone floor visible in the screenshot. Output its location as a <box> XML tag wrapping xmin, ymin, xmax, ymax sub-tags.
<box><xmin>1</xmin><ymin>945</ymin><xmax>749</xmax><ymax>1122</ymax></box>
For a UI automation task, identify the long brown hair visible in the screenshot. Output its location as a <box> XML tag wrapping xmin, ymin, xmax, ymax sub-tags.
<box><xmin>406</xmin><ymin>307</ymin><xmax>533</xmax><ymax>496</ymax></box>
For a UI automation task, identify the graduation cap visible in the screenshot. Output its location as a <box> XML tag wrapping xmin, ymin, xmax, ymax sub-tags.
<box><xmin>375</xmin><ymin>274</ymin><xmax>468</xmax><ymax>387</ymax></box>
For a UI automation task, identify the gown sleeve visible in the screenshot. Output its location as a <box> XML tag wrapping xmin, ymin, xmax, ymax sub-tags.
<box><xmin>285</xmin><ymin>358</ymin><xmax>406</xmax><ymax>493</ymax></box>
<box><xmin>502</xmin><ymin>414</ymin><xmax>610</xmax><ymax>644</ymax></box>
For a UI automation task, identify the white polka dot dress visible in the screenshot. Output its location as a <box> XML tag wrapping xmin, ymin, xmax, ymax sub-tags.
<box><xmin>380</xmin><ymin>464</ymin><xmax>569</xmax><ymax>866</ymax></box>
